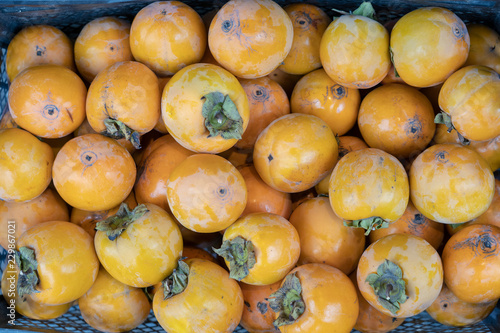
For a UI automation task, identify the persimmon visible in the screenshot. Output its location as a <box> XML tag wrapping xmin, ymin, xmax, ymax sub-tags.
<box><xmin>52</xmin><ymin>133</ymin><xmax>136</xmax><ymax>211</ymax></box>
<box><xmin>134</xmin><ymin>134</ymin><xmax>194</xmax><ymax>213</ymax></box>
<box><xmin>315</xmin><ymin>135</ymin><xmax>368</xmax><ymax>195</ymax></box>
<box><xmin>86</xmin><ymin>61</ymin><xmax>160</xmax><ymax>149</ymax></box>
<box><xmin>349</xmin><ymin>271</ymin><xmax>405</xmax><ymax>333</ymax></box>
<box><xmin>357</xmin><ymin>234</ymin><xmax>443</xmax><ymax>318</ymax></box>
<box><xmin>239</xmin><ymin>280</ymin><xmax>281</xmax><ymax>333</ymax></box>
<box><xmin>166</xmin><ymin>154</ymin><xmax>247</xmax><ymax>233</ymax></box>
<box><xmin>426</xmin><ymin>283</ymin><xmax>498</xmax><ymax>327</ymax></box>
<box><xmin>291</xmin><ymin>69</ymin><xmax>360</xmax><ymax>136</ymax></box>
<box><xmin>0</xmin><ymin>128</ymin><xmax>54</xmax><ymax>202</ymax></box>
<box><xmin>472</xmin><ymin>178</ymin><xmax>500</xmax><ymax>227</ymax></box>
<box><xmin>161</xmin><ymin>63</ymin><xmax>250</xmax><ymax>153</ymax></box>
<box><xmin>94</xmin><ymin>203</ymin><xmax>183</xmax><ymax>288</ymax></box>
<box><xmin>74</xmin><ymin>16</ymin><xmax>133</xmax><ymax>83</ymax></box>
<box><xmin>437</xmin><ymin>65</ymin><xmax>500</xmax><ymax>142</ymax></box>
<box><xmin>369</xmin><ymin>200</ymin><xmax>444</xmax><ymax>250</ymax></box>
<box><xmin>1</xmin><ymin>268</ymin><xmax>72</xmax><ymax>320</ymax></box>
<box><xmin>390</xmin><ymin>7</ymin><xmax>470</xmax><ymax>87</ymax></box>
<box><xmin>238</xmin><ymin>164</ymin><xmax>292</xmax><ymax>219</ymax></box>
<box><xmin>289</xmin><ymin>197</ymin><xmax>365</xmax><ymax>275</ymax></box>
<box><xmin>468</xmin><ymin>135</ymin><xmax>500</xmax><ymax>172</ymax></box>
<box><xmin>268</xmin><ymin>263</ymin><xmax>358</xmax><ymax>332</ymax></box>
<box><xmin>410</xmin><ymin>143</ymin><xmax>495</xmax><ymax>224</ymax></box>
<box><xmin>154</xmin><ymin>77</ymin><xmax>171</xmax><ymax>134</ymax></box>
<box><xmin>442</xmin><ymin>224</ymin><xmax>500</xmax><ymax>303</ymax></box>
<box><xmin>236</xmin><ymin>76</ymin><xmax>290</xmax><ymax>151</ymax></box>
<box><xmin>279</xmin><ymin>3</ymin><xmax>331</xmax><ymax>75</ymax></box>
<box><xmin>79</xmin><ymin>266</ymin><xmax>150</xmax><ymax>332</ymax></box>
<box><xmin>8</xmin><ymin>64</ymin><xmax>86</xmax><ymax>138</ymax></box>
<box><xmin>320</xmin><ymin>2</ymin><xmax>390</xmax><ymax>89</ymax></box>
<box><xmin>357</xmin><ymin>83</ymin><xmax>436</xmax><ymax>159</ymax></box>
<box><xmin>153</xmin><ymin>258</ymin><xmax>244</xmax><ymax>333</ymax></box>
<box><xmin>130</xmin><ymin>1</ymin><xmax>206</xmax><ymax>76</ymax></box>
<box><xmin>0</xmin><ymin>188</ymin><xmax>69</xmax><ymax>250</ymax></box>
<box><xmin>15</xmin><ymin>221</ymin><xmax>99</xmax><ymax>305</ymax></box>
<box><xmin>70</xmin><ymin>190</ymin><xmax>137</xmax><ymax>238</ymax></box>
<box><xmin>464</xmin><ymin>23</ymin><xmax>500</xmax><ymax>73</ymax></box>
<box><xmin>329</xmin><ymin>148</ymin><xmax>409</xmax><ymax>235</ymax></box>
<box><xmin>253</xmin><ymin>113</ymin><xmax>338</xmax><ymax>193</ymax></box>
<box><xmin>215</xmin><ymin>212</ymin><xmax>300</xmax><ymax>285</ymax></box>
<box><xmin>208</xmin><ymin>0</ymin><xmax>293</xmax><ymax>79</ymax></box>
<box><xmin>6</xmin><ymin>25</ymin><xmax>75</xmax><ymax>82</ymax></box>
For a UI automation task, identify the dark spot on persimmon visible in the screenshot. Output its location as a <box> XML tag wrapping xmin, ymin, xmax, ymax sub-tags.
<box><xmin>244</xmin><ymin>301</ymin><xmax>251</xmax><ymax>309</ymax></box>
<box><xmin>268</xmin><ymin>154</ymin><xmax>273</xmax><ymax>162</ymax></box>
<box><xmin>81</xmin><ymin>151</ymin><xmax>98</xmax><ymax>167</ymax></box>
<box><xmin>222</xmin><ymin>20</ymin><xmax>233</xmax><ymax>33</ymax></box>
<box><xmin>161</xmin><ymin>9</ymin><xmax>167</xmax><ymax>15</ymax></box>
<box><xmin>42</xmin><ymin>104</ymin><xmax>60</xmax><ymax>120</ymax></box>
<box><xmin>85</xmin><ymin>155</ymin><xmax>92</xmax><ymax>162</ymax></box>
<box><xmin>436</xmin><ymin>151</ymin><xmax>449</xmax><ymax>163</ymax></box>
<box><xmin>330</xmin><ymin>84</ymin><xmax>346</xmax><ymax>99</ymax></box>
<box><xmin>257</xmin><ymin>301</ymin><xmax>268</xmax><ymax>314</ymax></box>
<box><xmin>412</xmin><ymin>214</ymin><xmax>425</xmax><ymax>225</ymax></box>
<box><xmin>35</xmin><ymin>45</ymin><xmax>46</xmax><ymax>56</ymax></box>
<box><xmin>443</xmin><ymin>303</ymin><xmax>448</xmax><ymax>308</ymax></box>
<box><xmin>392</xmin><ymin>317</ymin><xmax>398</xmax><ymax>322</ymax></box>
<box><xmin>252</xmin><ymin>85</ymin><xmax>269</xmax><ymax>102</ymax></box>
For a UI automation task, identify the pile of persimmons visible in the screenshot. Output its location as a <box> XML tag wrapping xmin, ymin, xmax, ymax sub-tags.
<box><xmin>0</xmin><ymin>0</ymin><xmax>499</xmax><ymax>332</ymax></box>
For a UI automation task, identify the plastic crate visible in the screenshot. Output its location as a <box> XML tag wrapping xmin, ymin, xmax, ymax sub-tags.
<box><xmin>0</xmin><ymin>1</ymin><xmax>499</xmax><ymax>332</ymax></box>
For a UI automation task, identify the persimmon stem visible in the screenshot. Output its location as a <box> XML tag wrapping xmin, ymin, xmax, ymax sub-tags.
<box><xmin>268</xmin><ymin>273</ymin><xmax>305</xmax><ymax>327</ymax></box>
<box><xmin>161</xmin><ymin>259</ymin><xmax>189</xmax><ymax>300</ymax></box>
<box><xmin>202</xmin><ymin>92</ymin><xmax>243</xmax><ymax>140</ymax></box>
<box><xmin>95</xmin><ymin>203</ymin><xmax>149</xmax><ymax>241</ymax></box>
<box><xmin>14</xmin><ymin>247</ymin><xmax>40</xmax><ymax>298</ymax></box>
<box><xmin>344</xmin><ymin>217</ymin><xmax>389</xmax><ymax>235</ymax></box>
<box><xmin>366</xmin><ymin>259</ymin><xmax>407</xmax><ymax>315</ymax></box>
<box><xmin>434</xmin><ymin>112</ymin><xmax>470</xmax><ymax>145</ymax></box>
<box><xmin>103</xmin><ymin>118</ymin><xmax>141</xmax><ymax>149</ymax></box>
<box><xmin>212</xmin><ymin>236</ymin><xmax>255</xmax><ymax>281</ymax></box>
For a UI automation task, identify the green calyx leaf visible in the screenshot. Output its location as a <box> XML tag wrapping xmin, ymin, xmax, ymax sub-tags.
<box><xmin>344</xmin><ymin>217</ymin><xmax>389</xmax><ymax>236</ymax></box>
<box><xmin>352</xmin><ymin>1</ymin><xmax>376</xmax><ymax>19</ymax></box>
<box><xmin>389</xmin><ymin>47</ymin><xmax>400</xmax><ymax>78</ymax></box>
<box><xmin>213</xmin><ymin>236</ymin><xmax>256</xmax><ymax>281</ymax></box>
<box><xmin>15</xmin><ymin>247</ymin><xmax>40</xmax><ymax>298</ymax></box>
<box><xmin>103</xmin><ymin>118</ymin><xmax>141</xmax><ymax>149</ymax></box>
<box><xmin>201</xmin><ymin>92</ymin><xmax>243</xmax><ymax>140</ymax></box>
<box><xmin>434</xmin><ymin>112</ymin><xmax>470</xmax><ymax>146</ymax></box>
<box><xmin>162</xmin><ymin>260</ymin><xmax>190</xmax><ymax>300</ymax></box>
<box><xmin>366</xmin><ymin>259</ymin><xmax>407</xmax><ymax>315</ymax></box>
<box><xmin>95</xmin><ymin>203</ymin><xmax>149</xmax><ymax>241</ymax></box>
<box><xmin>268</xmin><ymin>272</ymin><xmax>305</xmax><ymax>327</ymax></box>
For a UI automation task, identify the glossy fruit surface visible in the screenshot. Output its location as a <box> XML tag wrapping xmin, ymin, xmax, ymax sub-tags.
<box><xmin>239</xmin><ymin>280</ymin><xmax>281</xmax><ymax>333</ymax></box>
<box><xmin>464</xmin><ymin>23</ymin><xmax>500</xmax><ymax>73</ymax></box>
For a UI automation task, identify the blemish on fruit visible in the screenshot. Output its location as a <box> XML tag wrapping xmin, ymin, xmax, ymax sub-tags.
<box><xmin>268</xmin><ymin>154</ymin><xmax>273</xmax><ymax>162</ymax></box>
<box><xmin>42</xmin><ymin>104</ymin><xmax>60</xmax><ymax>120</ymax></box>
<box><xmin>257</xmin><ymin>301</ymin><xmax>268</xmax><ymax>314</ymax></box>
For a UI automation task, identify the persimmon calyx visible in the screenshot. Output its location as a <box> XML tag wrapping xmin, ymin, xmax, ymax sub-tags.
<box><xmin>212</xmin><ymin>236</ymin><xmax>256</xmax><ymax>281</ymax></box>
<box><xmin>14</xmin><ymin>247</ymin><xmax>40</xmax><ymax>298</ymax></box>
<box><xmin>434</xmin><ymin>112</ymin><xmax>470</xmax><ymax>145</ymax></box>
<box><xmin>389</xmin><ymin>48</ymin><xmax>400</xmax><ymax>78</ymax></box>
<box><xmin>202</xmin><ymin>91</ymin><xmax>243</xmax><ymax>140</ymax></box>
<box><xmin>103</xmin><ymin>118</ymin><xmax>141</xmax><ymax>149</ymax></box>
<box><xmin>344</xmin><ymin>217</ymin><xmax>389</xmax><ymax>235</ymax></box>
<box><xmin>95</xmin><ymin>203</ymin><xmax>149</xmax><ymax>241</ymax></box>
<box><xmin>268</xmin><ymin>272</ymin><xmax>305</xmax><ymax>327</ymax></box>
<box><xmin>366</xmin><ymin>259</ymin><xmax>407</xmax><ymax>315</ymax></box>
<box><xmin>161</xmin><ymin>259</ymin><xmax>189</xmax><ymax>300</ymax></box>
<box><xmin>332</xmin><ymin>1</ymin><xmax>376</xmax><ymax>20</ymax></box>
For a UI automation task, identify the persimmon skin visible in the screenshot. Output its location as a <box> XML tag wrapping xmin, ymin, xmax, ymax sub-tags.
<box><xmin>0</xmin><ymin>188</ymin><xmax>69</xmax><ymax>249</ymax></box>
<box><xmin>152</xmin><ymin>258</ymin><xmax>244</xmax><ymax>333</ymax></box>
<box><xmin>329</xmin><ymin>148</ymin><xmax>409</xmax><ymax>223</ymax></box>
<box><xmin>74</xmin><ymin>16</ymin><xmax>133</xmax><ymax>83</ymax></box>
<box><xmin>8</xmin><ymin>64</ymin><xmax>86</xmax><ymax>138</ymax></box>
<box><xmin>369</xmin><ymin>200</ymin><xmax>444</xmax><ymax>250</ymax></box>
<box><xmin>438</xmin><ymin>65</ymin><xmax>500</xmax><ymax>142</ymax></box>
<box><xmin>6</xmin><ymin>25</ymin><xmax>75</xmax><ymax>82</ymax></box>
<box><xmin>130</xmin><ymin>1</ymin><xmax>206</xmax><ymax>76</ymax></box>
<box><xmin>253</xmin><ymin>113</ymin><xmax>338</xmax><ymax>193</ymax></box>
<box><xmin>276</xmin><ymin>263</ymin><xmax>359</xmax><ymax>333</ymax></box>
<box><xmin>208</xmin><ymin>0</ymin><xmax>293</xmax><ymax>79</ymax></box>
<box><xmin>442</xmin><ymin>224</ymin><xmax>500</xmax><ymax>304</ymax></box>
<box><xmin>289</xmin><ymin>197</ymin><xmax>365</xmax><ymax>275</ymax></box>
<box><xmin>16</xmin><ymin>221</ymin><xmax>100</xmax><ymax>305</ymax></box>
<box><xmin>357</xmin><ymin>234</ymin><xmax>443</xmax><ymax>318</ymax></box>
<box><xmin>238</xmin><ymin>164</ymin><xmax>292</xmax><ymax>219</ymax></box>
<box><xmin>0</xmin><ymin>128</ymin><xmax>54</xmax><ymax>202</ymax></box>
<box><xmin>239</xmin><ymin>281</ymin><xmax>282</xmax><ymax>333</ymax></box>
<box><xmin>390</xmin><ymin>7</ymin><xmax>470</xmax><ymax>88</ymax></box>
<box><xmin>279</xmin><ymin>3</ymin><xmax>331</xmax><ymax>75</ymax></box>
<box><xmin>464</xmin><ymin>23</ymin><xmax>500</xmax><ymax>74</ymax></box>
<box><xmin>291</xmin><ymin>69</ymin><xmax>360</xmax><ymax>136</ymax></box>
<box><xmin>409</xmin><ymin>143</ymin><xmax>495</xmax><ymax>224</ymax></box>
<box><xmin>357</xmin><ymin>83</ymin><xmax>436</xmax><ymax>159</ymax></box>
<box><xmin>79</xmin><ymin>266</ymin><xmax>150</xmax><ymax>333</ymax></box>
<box><xmin>426</xmin><ymin>283</ymin><xmax>498</xmax><ymax>327</ymax></box>
<box><xmin>221</xmin><ymin>212</ymin><xmax>301</xmax><ymax>285</ymax></box>
<box><xmin>52</xmin><ymin>134</ymin><xmax>136</xmax><ymax>211</ymax></box>
<box><xmin>236</xmin><ymin>76</ymin><xmax>290</xmax><ymax>151</ymax></box>
<box><xmin>320</xmin><ymin>14</ymin><xmax>390</xmax><ymax>89</ymax></box>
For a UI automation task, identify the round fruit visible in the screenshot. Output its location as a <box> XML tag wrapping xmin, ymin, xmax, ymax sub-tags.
<box><xmin>464</xmin><ymin>23</ymin><xmax>500</xmax><ymax>73</ymax></box>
